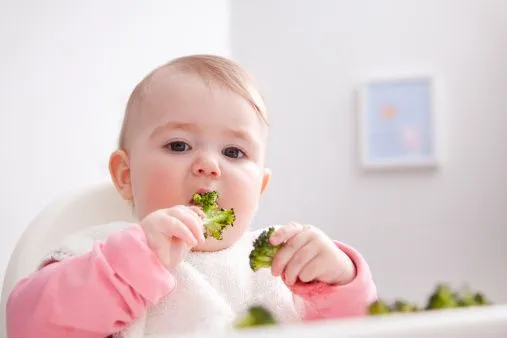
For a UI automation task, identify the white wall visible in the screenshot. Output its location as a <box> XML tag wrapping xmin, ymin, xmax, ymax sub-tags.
<box><xmin>231</xmin><ymin>0</ymin><xmax>507</xmax><ymax>305</ymax></box>
<box><xmin>0</xmin><ymin>0</ymin><xmax>230</xmax><ymax>287</ymax></box>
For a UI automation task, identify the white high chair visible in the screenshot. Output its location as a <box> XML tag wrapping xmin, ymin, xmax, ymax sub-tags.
<box><xmin>0</xmin><ymin>181</ymin><xmax>136</xmax><ymax>336</ymax></box>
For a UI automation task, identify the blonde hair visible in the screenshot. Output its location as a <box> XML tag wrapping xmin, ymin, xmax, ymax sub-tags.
<box><xmin>118</xmin><ymin>54</ymin><xmax>268</xmax><ymax>150</ymax></box>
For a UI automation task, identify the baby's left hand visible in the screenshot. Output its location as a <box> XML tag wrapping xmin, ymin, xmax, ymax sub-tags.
<box><xmin>269</xmin><ymin>222</ymin><xmax>356</xmax><ymax>286</ymax></box>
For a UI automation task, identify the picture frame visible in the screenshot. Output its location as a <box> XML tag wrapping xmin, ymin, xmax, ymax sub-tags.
<box><xmin>357</xmin><ymin>76</ymin><xmax>438</xmax><ymax>170</ymax></box>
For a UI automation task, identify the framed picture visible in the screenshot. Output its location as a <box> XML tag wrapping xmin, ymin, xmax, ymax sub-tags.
<box><xmin>358</xmin><ymin>76</ymin><xmax>438</xmax><ymax>170</ymax></box>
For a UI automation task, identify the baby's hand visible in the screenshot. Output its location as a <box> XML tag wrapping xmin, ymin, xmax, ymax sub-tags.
<box><xmin>269</xmin><ymin>222</ymin><xmax>356</xmax><ymax>286</ymax></box>
<box><xmin>140</xmin><ymin>206</ymin><xmax>206</xmax><ymax>271</ymax></box>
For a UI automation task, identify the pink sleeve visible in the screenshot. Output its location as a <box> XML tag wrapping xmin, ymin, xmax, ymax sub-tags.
<box><xmin>6</xmin><ymin>224</ymin><xmax>175</xmax><ymax>338</ymax></box>
<box><xmin>287</xmin><ymin>241</ymin><xmax>377</xmax><ymax>321</ymax></box>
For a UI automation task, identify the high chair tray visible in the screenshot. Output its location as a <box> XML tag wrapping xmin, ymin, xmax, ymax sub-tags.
<box><xmin>219</xmin><ymin>304</ymin><xmax>507</xmax><ymax>338</ymax></box>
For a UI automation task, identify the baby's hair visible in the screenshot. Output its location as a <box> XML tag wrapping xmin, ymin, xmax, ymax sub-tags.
<box><xmin>118</xmin><ymin>54</ymin><xmax>268</xmax><ymax>150</ymax></box>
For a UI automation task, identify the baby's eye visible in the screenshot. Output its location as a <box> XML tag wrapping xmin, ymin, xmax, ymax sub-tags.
<box><xmin>222</xmin><ymin>147</ymin><xmax>245</xmax><ymax>159</ymax></box>
<box><xmin>167</xmin><ymin>141</ymin><xmax>192</xmax><ymax>152</ymax></box>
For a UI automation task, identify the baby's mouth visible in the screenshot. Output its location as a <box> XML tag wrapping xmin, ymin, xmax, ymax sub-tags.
<box><xmin>188</xmin><ymin>189</ymin><xmax>217</xmax><ymax>205</ymax></box>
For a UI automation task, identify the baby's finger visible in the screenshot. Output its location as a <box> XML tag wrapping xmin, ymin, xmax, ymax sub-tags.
<box><xmin>270</xmin><ymin>222</ymin><xmax>306</xmax><ymax>246</ymax></box>
<box><xmin>283</xmin><ymin>242</ymin><xmax>320</xmax><ymax>286</ymax></box>
<box><xmin>297</xmin><ymin>254</ymin><xmax>322</xmax><ymax>284</ymax></box>
<box><xmin>271</xmin><ymin>229</ymin><xmax>311</xmax><ymax>277</ymax></box>
<box><xmin>315</xmin><ymin>252</ymin><xmax>353</xmax><ymax>285</ymax></box>
<box><xmin>169</xmin><ymin>237</ymin><xmax>189</xmax><ymax>265</ymax></box>
<box><xmin>158</xmin><ymin>214</ymin><xmax>198</xmax><ymax>247</ymax></box>
<box><xmin>182</xmin><ymin>206</ymin><xmax>207</xmax><ymax>243</ymax></box>
<box><xmin>149</xmin><ymin>232</ymin><xmax>173</xmax><ymax>269</ymax></box>
<box><xmin>167</xmin><ymin>206</ymin><xmax>205</xmax><ymax>244</ymax></box>
<box><xmin>188</xmin><ymin>205</ymin><xmax>206</xmax><ymax>220</ymax></box>
<box><xmin>151</xmin><ymin>234</ymin><xmax>189</xmax><ymax>271</ymax></box>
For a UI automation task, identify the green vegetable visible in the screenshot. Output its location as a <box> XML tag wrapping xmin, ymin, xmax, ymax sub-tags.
<box><xmin>391</xmin><ymin>300</ymin><xmax>419</xmax><ymax>313</ymax></box>
<box><xmin>454</xmin><ymin>287</ymin><xmax>489</xmax><ymax>307</ymax></box>
<box><xmin>426</xmin><ymin>284</ymin><xmax>457</xmax><ymax>310</ymax></box>
<box><xmin>249</xmin><ymin>227</ymin><xmax>282</xmax><ymax>272</ymax></box>
<box><xmin>234</xmin><ymin>306</ymin><xmax>277</xmax><ymax>328</ymax></box>
<box><xmin>367</xmin><ymin>283</ymin><xmax>491</xmax><ymax>316</ymax></box>
<box><xmin>456</xmin><ymin>291</ymin><xmax>477</xmax><ymax>307</ymax></box>
<box><xmin>368</xmin><ymin>300</ymin><xmax>391</xmax><ymax>315</ymax></box>
<box><xmin>473</xmin><ymin>292</ymin><xmax>489</xmax><ymax>305</ymax></box>
<box><xmin>192</xmin><ymin>191</ymin><xmax>235</xmax><ymax>240</ymax></box>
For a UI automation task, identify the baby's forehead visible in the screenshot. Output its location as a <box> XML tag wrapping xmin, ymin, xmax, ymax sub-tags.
<box><xmin>126</xmin><ymin>67</ymin><xmax>195</xmax><ymax>124</ymax></box>
<box><xmin>133</xmin><ymin>66</ymin><xmax>186</xmax><ymax>106</ymax></box>
<box><xmin>120</xmin><ymin>57</ymin><xmax>268</xmax><ymax>149</ymax></box>
<box><xmin>124</xmin><ymin>67</ymin><xmax>267</xmax><ymax>143</ymax></box>
<box><xmin>132</xmin><ymin>68</ymin><xmax>245</xmax><ymax>122</ymax></box>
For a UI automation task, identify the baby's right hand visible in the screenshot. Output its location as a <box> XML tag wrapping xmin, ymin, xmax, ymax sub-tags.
<box><xmin>140</xmin><ymin>206</ymin><xmax>206</xmax><ymax>271</ymax></box>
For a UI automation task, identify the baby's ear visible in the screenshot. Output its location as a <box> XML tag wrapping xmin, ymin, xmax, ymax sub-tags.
<box><xmin>109</xmin><ymin>149</ymin><xmax>133</xmax><ymax>201</ymax></box>
<box><xmin>261</xmin><ymin>168</ymin><xmax>271</xmax><ymax>195</ymax></box>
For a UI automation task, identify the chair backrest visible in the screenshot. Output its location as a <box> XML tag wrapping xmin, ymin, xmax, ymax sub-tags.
<box><xmin>0</xmin><ymin>181</ymin><xmax>136</xmax><ymax>335</ymax></box>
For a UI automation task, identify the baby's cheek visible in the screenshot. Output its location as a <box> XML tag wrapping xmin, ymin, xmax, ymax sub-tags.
<box><xmin>229</xmin><ymin>172</ymin><xmax>263</xmax><ymax>221</ymax></box>
<box><xmin>135</xmin><ymin>164</ymin><xmax>182</xmax><ymax>215</ymax></box>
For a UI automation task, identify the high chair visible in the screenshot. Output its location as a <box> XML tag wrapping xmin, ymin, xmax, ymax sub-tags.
<box><xmin>0</xmin><ymin>181</ymin><xmax>135</xmax><ymax>336</ymax></box>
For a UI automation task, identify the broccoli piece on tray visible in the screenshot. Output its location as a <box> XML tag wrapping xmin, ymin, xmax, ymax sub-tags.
<box><xmin>391</xmin><ymin>300</ymin><xmax>419</xmax><ymax>313</ymax></box>
<box><xmin>368</xmin><ymin>299</ymin><xmax>391</xmax><ymax>315</ymax></box>
<box><xmin>234</xmin><ymin>306</ymin><xmax>277</xmax><ymax>328</ymax></box>
<box><xmin>472</xmin><ymin>292</ymin><xmax>489</xmax><ymax>306</ymax></box>
<box><xmin>192</xmin><ymin>191</ymin><xmax>235</xmax><ymax>240</ymax></box>
<box><xmin>454</xmin><ymin>287</ymin><xmax>489</xmax><ymax>307</ymax></box>
<box><xmin>367</xmin><ymin>283</ymin><xmax>491</xmax><ymax>316</ymax></box>
<box><xmin>249</xmin><ymin>227</ymin><xmax>283</xmax><ymax>272</ymax></box>
<box><xmin>426</xmin><ymin>284</ymin><xmax>457</xmax><ymax>310</ymax></box>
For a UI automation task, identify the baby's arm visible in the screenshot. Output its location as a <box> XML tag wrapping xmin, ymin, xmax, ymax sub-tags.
<box><xmin>287</xmin><ymin>241</ymin><xmax>377</xmax><ymax>320</ymax></box>
<box><xmin>6</xmin><ymin>224</ymin><xmax>175</xmax><ymax>338</ymax></box>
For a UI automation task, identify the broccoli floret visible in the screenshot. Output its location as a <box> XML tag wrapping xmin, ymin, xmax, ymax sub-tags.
<box><xmin>192</xmin><ymin>191</ymin><xmax>218</xmax><ymax>213</ymax></box>
<box><xmin>426</xmin><ymin>284</ymin><xmax>457</xmax><ymax>310</ymax></box>
<box><xmin>391</xmin><ymin>300</ymin><xmax>419</xmax><ymax>313</ymax></box>
<box><xmin>249</xmin><ymin>227</ymin><xmax>282</xmax><ymax>272</ymax></box>
<box><xmin>456</xmin><ymin>291</ymin><xmax>476</xmax><ymax>307</ymax></box>
<box><xmin>368</xmin><ymin>300</ymin><xmax>391</xmax><ymax>315</ymax></box>
<box><xmin>192</xmin><ymin>191</ymin><xmax>235</xmax><ymax>240</ymax></box>
<box><xmin>368</xmin><ymin>283</ymin><xmax>491</xmax><ymax>316</ymax></box>
<box><xmin>369</xmin><ymin>299</ymin><xmax>419</xmax><ymax>315</ymax></box>
<box><xmin>455</xmin><ymin>288</ymin><xmax>489</xmax><ymax>307</ymax></box>
<box><xmin>473</xmin><ymin>292</ymin><xmax>489</xmax><ymax>305</ymax></box>
<box><xmin>234</xmin><ymin>306</ymin><xmax>277</xmax><ymax>328</ymax></box>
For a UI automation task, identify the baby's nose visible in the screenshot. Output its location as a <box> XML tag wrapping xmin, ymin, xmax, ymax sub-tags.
<box><xmin>192</xmin><ymin>156</ymin><xmax>221</xmax><ymax>178</ymax></box>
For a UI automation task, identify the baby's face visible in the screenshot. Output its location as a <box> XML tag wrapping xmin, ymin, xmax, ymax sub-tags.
<box><xmin>124</xmin><ymin>70</ymin><xmax>270</xmax><ymax>251</ymax></box>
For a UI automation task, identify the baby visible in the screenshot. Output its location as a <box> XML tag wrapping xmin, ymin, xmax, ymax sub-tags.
<box><xmin>6</xmin><ymin>55</ymin><xmax>377</xmax><ymax>337</ymax></box>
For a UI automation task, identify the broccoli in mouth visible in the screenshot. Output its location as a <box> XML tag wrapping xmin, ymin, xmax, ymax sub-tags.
<box><xmin>192</xmin><ymin>191</ymin><xmax>235</xmax><ymax>240</ymax></box>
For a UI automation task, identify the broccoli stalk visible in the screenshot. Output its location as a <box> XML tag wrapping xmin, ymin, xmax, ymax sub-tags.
<box><xmin>192</xmin><ymin>191</ymin><xmax>235</xmax><ymax>240</ymax></box>
<box><xmin>234</xmin><ymin>306</ymin><xmax>277</xmax><ymax>328</ymax></box>
<box><xmin>249</xmin><ymin>227</ymin><xmax>282</xmax><ymax>272</ymax></box>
